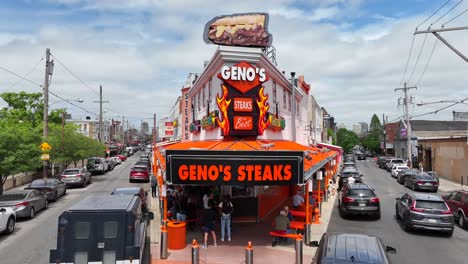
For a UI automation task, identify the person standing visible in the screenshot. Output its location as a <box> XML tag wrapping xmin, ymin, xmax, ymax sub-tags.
<box><xmin>419</xmin><ymin>160</ymin><xmax>424</xmax><ymax>173</ymax></box>
<box><xmin>292</xmin><ymin>190</ymin><xmax>305</xmax><ymax>209</ymax></box>
<box><xmin>347</xmin><ymin>175</ymin><xmax>356</xmax><ymax>184</ymax></box>
<box><xmin>203</xmin><ymin>192</ymin><xmax>213</xmax><ymax>209</ymax></box>
<box><xmin>202</xmin><ymin>200</ymin><xmax>217</xmax><ymax>248</ymax></box>
<box><xmin>218</xmin><ymin>195</ymin><xmax>234</xmax><ymax>242</ymax></box>
<box><xmin>150</xmin><ymin>175</ymin><xmax>157</xmax><ymax>198</ymax></box>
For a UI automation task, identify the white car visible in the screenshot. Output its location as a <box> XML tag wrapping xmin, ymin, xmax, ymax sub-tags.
<box><xmin>0</xmin><ymin>207</ymin><xmax>16</xmax><ymax>235</ymax></box>
<box><xmin>391</xmin><ymin>165</ymin><xmax>410</xmax><ymax>178</ymax></box>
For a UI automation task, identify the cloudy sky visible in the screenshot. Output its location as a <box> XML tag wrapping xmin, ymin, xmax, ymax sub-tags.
<box><xmin>0</xmin><ymin>0</ymin><xmax>467</xmax><ymax>129</ymax></box>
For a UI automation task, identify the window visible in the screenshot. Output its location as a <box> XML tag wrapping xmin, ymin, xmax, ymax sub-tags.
<box><xmin>75</xmin><ymin>222</ymin><xmax>90</xmax><ymax>240</ymax></box>
<box><xmin>104</xmin><ymin>221</ymin><xmax>118</xmax><ymax>239</ymax></box>
<box><xmin>232</xmin><ymin>186</ymin><xmax>254</xmax><ymax>197</ymax></box>
<box><xmin>415</xmin><ymin>201</ymin><xmax>448</xmax><ymax>210</ymax></box>
<box><xmin>273</xmin><ymin>82</ymin><xmax>277</xmax><ymax>103</ymax></box>
<box><xmin>103</xmin><ymin>252</ymin><xmax>116</xmax><ymax>264</ymax></box>
<box><xmin>74</xmin><ymin>252</ymin><xmax>88</xmax><ymax>264</ymax></box>
<box><xmin>203</xmin><ymin>85</ymin><xmax>206</xmax><ymax>107</ymax></box>
<box><xmin>453</xmin><ymin>192</ymin><xmax>463</xmax><ymax>202</ymax></box>
<box><xmin>348</xmin><ymin>189</ymin><xmax>375</xmax><ymax>197</ymax></box>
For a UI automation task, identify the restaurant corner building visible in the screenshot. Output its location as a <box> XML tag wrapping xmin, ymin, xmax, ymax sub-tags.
<box><xmin>153</xmin><ymin>13</ymin><xmax>340</xmax><ymax>230</ymax></box>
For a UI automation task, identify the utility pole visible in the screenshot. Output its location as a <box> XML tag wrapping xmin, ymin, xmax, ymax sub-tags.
<box><xmin>395</xmin><ymin>82</ymin><xmax>417</xmax><ymax>166</ymax></box>
<box><xmin>122</xmin><ymin>115</ymin><xmax>125</xmax><ymax>146</ymax></box>
<box><xmin>382</xmin><ymin>113</ymin><xmax>387</xmax><ymax>157</ymax></box>
<box><xmin>153</xmin><ymin>113</ymin><xmax>157</xmax><ymax>145</ymax></box>
<box><xmin>414</xmin><ymin>26</ymin><xmax>468</xmax><ymax>63</ymax></box>
<box><xmin>43</xmin><ymin>48</ymin><xmax>53</xmax><ymax>180</ymax></box>
<box><xmin>94</xmin><ymin>85</ymin><xmax>109</xmax><ymax>143</ymax></box>
<box><xmin>127</xmin><ymin>120</ymin><xmax>130</xmax><ymax>144</ymax></box>
<box><xmin>290</xmin><ymin>72</ymin><xmax>296</xmax><ymax>142</ymax></box>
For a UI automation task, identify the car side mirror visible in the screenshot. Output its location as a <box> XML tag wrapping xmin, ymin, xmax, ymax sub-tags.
<box><xmin>309</xmin><ymin>241</ymin><xmax>320</xmax><ymax>247</ymax></box>
<box><xmin>0</xmin><ymin>208</ymin><xmax>6</xmax><ymax>212</ymax></box>
<box><xmin>386</xmin><ymin>246</ymin><xmax>397</xmax><ymax>254</ymax></box>
<box><xmin>144</xmin><ymin>212</ymin><xmax>154</xmax><ymax>220</ymax></box>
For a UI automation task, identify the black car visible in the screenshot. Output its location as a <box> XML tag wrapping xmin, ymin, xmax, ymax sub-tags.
<box><xmin>395</xmin><ymin>192</ymin><xmax>454</xmax><ymax>236</ymax></box>
<box><xmin>378</xmin><ymin>157</ymin><xmax>393</xmax><ymax>169</ymax></box>
<box><xmin>25</xmin><ymin>179</ymin><xmax>66</xmax><ymax>202</ymax></box>
<box><xmin>338</xmin><ymin>168</ymin><xmax>363</xmax><ymax>190</ymax></box>
<box><xmin>397</xmin><ymin>171</ymin><xmax>417</xmax><ymax>184</ymax></box>
<box><xmin>355</xmin><ymin>151</ymin><xmax>366</xmax><ymax>160</ymax></box>
<box><xmin>404</xmin><ymin>173</ymin><xmax>439</xmax><ymax>192</ymax></box>
<box><xmin>338</xmin><ymin>183</ymin><xmax>381</xmax><ymax>219</ymax></box>
<box><xmin>311</xmin><ymin>232</ymin><xmax>396</xmax><ymax>264</ymax></box>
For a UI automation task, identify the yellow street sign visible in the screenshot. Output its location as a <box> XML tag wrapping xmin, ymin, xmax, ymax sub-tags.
<box><xmin>41</xmin><ymin>154</ymin><xmax>50</xmax><ymax>160</ymax></box>
<box><xmin>39</xmin><ymin>142</ymin><xmax>52</xmax><ymax>151</ymax></box>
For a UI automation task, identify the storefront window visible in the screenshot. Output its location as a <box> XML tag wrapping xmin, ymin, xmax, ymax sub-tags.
<box><xmin>232</xmin><ymin>185</ymin><xmax>255</xmax><ymax>197</ymax></box>
<box><xmin>273</xmin><ymin>82</ymin><xmax>277</xmax><ymax>103</ymax></box>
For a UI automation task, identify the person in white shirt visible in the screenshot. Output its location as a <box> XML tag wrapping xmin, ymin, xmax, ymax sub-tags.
<box><xmin>292</xmin><ymin>190</ymin><xmax>305</xmax><ymax>208</ymax></box>
<box><xmin>203</xmin><ymin>192</ymin><xmax>213</xmax><ymax>209</ymax></box>
<box><xmin>347</xmin><ymin>176</ymin><xmax>356</xmax><ymax>184</ymax></box>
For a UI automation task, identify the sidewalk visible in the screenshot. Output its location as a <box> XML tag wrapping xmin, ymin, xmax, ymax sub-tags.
<box><xmin>438</xmin><ymin>176</ymin><xmax>465</xmax><ymax>193</ymax></box>
<box><xmin>149</xmin><ymin>193</ymin><xmax>337</xmax><ymax>264</ymax></box>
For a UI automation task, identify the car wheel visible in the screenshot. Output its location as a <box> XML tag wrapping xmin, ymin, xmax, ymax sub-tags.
<box><xmin>459</xmin><ymin>213</ymin><xmax>467</xmax><ymax>228</ymax></box>
<box><xmin>404</xmin><ymin>217</ymin><xmax>412</xmax><ymax>232</ymax></box>
<box><xmin>44</xmin><ymin>200</ymin><xmax>48</xmax><ymax>209</ymax></box>
<box><xmin>375</xmin><ymin>211</ymin><xmax>381</xmax><ymax>220</ymax></box>
<box><xmin>5</xmin><ymin>216</ymin><xmax>15</xmax><ymax>234</ymax></box>
<box><xmin>63</xmin><ymin>188</ymin><xmax>67</xmax><ymax>195</ymax></box>
<box><xmin>53</xmin><ymin>192</ymin><xmax>58</xmax><ymax>202</ymax></box>
<box><xmin>395</xmin><ymin>206</ymin><xmax>401</xmax><ymax>220</ymax></box>
<box><xmin>29</xmin><ymin>208</ymin><xmax>35</xmax><ymax>219</ymax></box>
<box><xmin>412</xmin><ymin>184</ymin><xmax>416</xmax><ymax>191</ymax></box>
<box><xmin>339</xmin><ymin>206</ymin><xmax>346</xmax><ymax>218</ymax></box>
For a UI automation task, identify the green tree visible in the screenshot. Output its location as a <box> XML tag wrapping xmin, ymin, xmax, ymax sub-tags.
<box><xmin>336</xmin><ymin>128</ymin><xmax>360</xmax><ymax>152</ymax></box>
<box><xmin>327</xmin><ymin>128</ymin><xmax>336</xmax><ymax>145</ymax></box>
<box><xmin>361</xmin><ymin>114</ymin><xmax>384</xmax><ymax>153</ymax></box>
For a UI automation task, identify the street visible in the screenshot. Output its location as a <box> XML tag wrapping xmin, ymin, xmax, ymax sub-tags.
<box><xmin>327</xmin><ymin>158</ymin><xmax>468</xmax><ymax>264</ymax></box>
<box><xmin>0</xmin><ymin>153</ymin><xmax>151</xmax><ymax>264</ymax></box>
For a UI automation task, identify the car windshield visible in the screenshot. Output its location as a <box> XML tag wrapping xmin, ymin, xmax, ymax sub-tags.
<box><xmin>63</xmin><ymin>170</ymin><xmax>80</xmax><ymax>175</ymax></box>
<box><xmin>30</xmin><ymin>180</ymin><xmax>56</xmax><ymax>187</ymax></box>
<box><xmin>348</xmin><ymin>189</ymin><xmax>374</xmax><ymax>197</ymax></box>
<box><xmin>416</xmin><ymin>201</ymin><xmax>448</xmax><ymax>210</ymax></box>
<box><xmin>87</xmin><ymin>159</ymin><xmax>101</xmax><ymax>164</ymax></box>
<box><xmin>417</xmin><ymin>175</ymin><xmax>434</xmax><ymax>180</ymax></box>
<box><xmin>392</xmin><ymin>159</ymin><xmax>404</xmax><ymax>163</ymax></box>
<box><xmin>113</xmin><ymin>189</ymin><xmax>139</xmax><ymax>195</ymax></box>
<box><xmin>133</xmin><ymin>167</ymin><xmax>147</xmax><ymax>172</ymax></box>
<box><xmin>0</xmin><ymin>193</ymin><xmax>27</xmax><ymax>201</ymax></box>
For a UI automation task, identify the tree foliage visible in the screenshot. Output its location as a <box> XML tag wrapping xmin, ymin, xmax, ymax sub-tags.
<box><xmin>361</xmin><ymin>114</ymin><xmax>384</xmax><ymax>153</ymax></box>
<box><xmin>336</xmin><ymin>128</ymin><xmax>360</xmax><ymax>152</ymax></box>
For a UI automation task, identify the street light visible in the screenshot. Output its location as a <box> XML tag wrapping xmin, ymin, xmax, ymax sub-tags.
<box><xmin>49</xmin><ymin>98</ymin><xmax>84</xmax><ymax>106</ymax></box>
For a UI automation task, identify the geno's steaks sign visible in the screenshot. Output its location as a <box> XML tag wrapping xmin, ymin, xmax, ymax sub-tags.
<box><xmin>166</xmin><ymin>150</ymin><xmax>304</xmax><ymax>185</ymax></box>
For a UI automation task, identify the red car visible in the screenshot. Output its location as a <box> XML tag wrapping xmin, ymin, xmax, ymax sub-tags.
<box><xmin>129</xmin><ymin>166</ymin><xmax>149</xmax><ymax>183</ymax></box>
<box><xmin>443</xmin><ymin>190</ymin><xmax>468</xmax><ymax>229</ymax></box>
<box><xmin>117</xmin><ymin>155</ymin><xmax>127</xmax><ymax>161</ymax></box>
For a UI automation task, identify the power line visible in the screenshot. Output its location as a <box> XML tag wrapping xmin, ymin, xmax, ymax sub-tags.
<box><xmin>0</xmin><ymin>65</ymin><xmax>42</xmax><ymax>88</ymax></box>
<box><xmin>407</xmin><ymin>33</ymin><xmax>428</xmax><ymax>84</ymax></box>
<box><xmin>50</xmin><ymin>53</ymin><xmax>100</xmax><ymax>96</ymax></box>
<box><xmin>49</xmin><ymin>89</ymin><xmax>99</xmax><ymax>116</ymax></box>
<box><xmin>416</xmin><ymin>0</ymin><xmax>452</xmax><ymax>29</ymax></box>
<box><xmin>430</xmin><ymin>0</ymin><xmax>464</xmax><ymax>27</ymax></box>
<box><xmin>442</xmin><ymin>7</ymin><xmax>468</xmax><ymax>26</ymax></box>
<box><xmin>400</xmin><ymin>35</ymin><xmax>416</xmax><ymax>85</ymax></box>
<box><xmin>415</xmin><ymin>38</ymin><xmax>439</xmax><ymax>86</ymax></box>
<box><xmin>1</xmin><ymin>57</ymin><xmax>44</xmax><ymax>93</ymax></box>
<box><xmin>412</xmin><ymin>97</ymin><xmax>468</xmax><ymax>118</ymax></box>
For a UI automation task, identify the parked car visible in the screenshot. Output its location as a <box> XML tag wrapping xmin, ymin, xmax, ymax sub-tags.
<box><xmin>0</xmin><ymin>190</ymin><xmax>48</xmax><ymax>219</ymax></box>
<box><xmin>395</xmin><ymin>192</ymin><xmax>454</xmax><ymax>236</ymax></box>
<box><xmin>310</xmin><ymin>232</ymin><xmax>396</xmax><ymax>264</ymax></box>
<box><xmin>0</xmin><ymin>207</ymin><xmax>16</xmax><ymax>235</ymax></box>
<box><xmin>338</xmin><ymin>167</ymin><xmax>363</xmax><ymax>190</ymax></box>
<box><xmin>112</xmin><ymin>156</ymin><xmax>122</xmax><ymax>165</ymax></box>
<box><xmin>86</xmin><ymin>157</ymin><xmax>109</xmax><ymax>174</ymax></box>
<box><xmin>111</xmin><ymin>187</ymin><xmax>148</xmax><ymax>212</ymax></box>
<box><xmin>49</xmin><ymin>195</ymin><xmax>153</xmax><ymax>264</ymax></box>
<box><xmin>60</xmin><ymin>167</ymin><xmax>91</xmax><ymax>188</ymax></box>
<box><xmin>129</xmin><ymin>166</ymin><xmax>150</xmax><ymax>183</ymax></box>
<box><xmin>117</xmin><ymin>154</ymin><xmax>127</xmax><ymax>162</ymax></box>
<box><xmin>338</xmin><ymin>183</ymin><xmax>381</xmax><ymax>219</ymax></box>
<box><xmin>106</xmin><ymin>157</ymin><xmax>117</xmax><ymax>171</ymax></box>
<box><xmin>385</xmin><ymin>158</ymin><xmax>406</xmax><ymax>171</ymax></box>
<box><xmin>397</xmin><ymin>171</ymin><xmax>417</xmax><ymax>185</ymax></box>
<box><xmin>427</xmin><ymin>171</ymin><xmax>440</xmax><ymax>182</ymax></box>
<box><xmin>391</xmin><ymin>165</ymin><xmax>410</xmax><ymax>178</ymax></box>
<box><xmin>135</xmin><ymin>160</ymin><xmax>150</xmax><ymax>170</ymax></box>
<box><xmin>25</xmin><ymin>179</ymin><xmax>66</xmax><ymax>202</ymax></box>
<box><xmin>355</xmin><ymin>151</ymin><xmax>366</xmax><ymax>160</ymax></box>
<box><xmin>443</xmin><ymin>190</ymin><xmax>468</xmax><ymax>229</ymax></box>
<box><xmin>378</xmin><ymin>157</ymin><xmax>393</xmax><ymax>169</ymax></box>
<box><xmin>343</xmin><ymin>161</ymin><xmax>357</xmax><ymax>169</ymax></box>
<box><xmin>404</xmin><ymin>173</ymin><xmax>439</xmax><ymax>192</ymax></box>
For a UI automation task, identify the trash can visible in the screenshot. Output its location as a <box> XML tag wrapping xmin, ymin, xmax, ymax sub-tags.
<box><xmin>167</xmin><ymin>221</ymin><xmax>187</xmax><ymax>250</ymax></box>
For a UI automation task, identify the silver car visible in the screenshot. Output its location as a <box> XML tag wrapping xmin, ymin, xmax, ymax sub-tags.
<box><xmin>60</xmin><ymin>168</ymin><xmax>91</xmax><ymax>188</ymax></box>
<box><xmin>396</xmin><ymin>192</ymin><xmax>454</xmax><ymax>236</ymax></box>
<box><xmin>0</xmin><ymin>190</ymin><xmax>48</xmax><ymax>219</ymax></box>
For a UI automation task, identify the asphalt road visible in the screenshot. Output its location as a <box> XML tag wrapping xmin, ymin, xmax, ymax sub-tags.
<box><xmin>0</xmin><ymin>152</ymin><xmax>151</xmax><ymax>264</ymax></box>
<box><xmin>327</xmin><ymin>158</ymin><xmax>468</xmax><ymax>264</ymax></box>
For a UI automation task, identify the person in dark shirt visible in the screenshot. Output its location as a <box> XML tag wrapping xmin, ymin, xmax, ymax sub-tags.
<box><xmin>201</xmin><ymin>200</ymin><xmax>217</xmax><ymax>248</ymax></box>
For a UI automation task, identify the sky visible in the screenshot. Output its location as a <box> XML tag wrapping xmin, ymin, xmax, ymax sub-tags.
<box><xmin>0</xmin><ymin>0</ymin><xmax>467</xmax><ymax>129</ymax></box>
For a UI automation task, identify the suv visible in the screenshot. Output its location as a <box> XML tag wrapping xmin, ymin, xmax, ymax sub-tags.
<box><xmin>385</xmin><ymin>158</ymin><xmax>406</xmax><ymax>171</ymax></box>
<box><xmin>395</xmin><ymin>192</ymin><xmax>454</xmax><ymax>236</ymax></box>
<box><xmin>338</xmin><ymin>183</ymin><xmax>381</xmax><ymax>219</ymax></box>
<box><xmin>86</xmin><ymin>157</ymin><xmax>109</xmax><ymax>175</ymax></box>
<box><xmin>443</xmin><ymin>190</ymin><xmax>468</xmax><ymax>229</ymax></box>
<box><xmin>61</xmin><ymin>168</ymin><xmax>91</xmax><ymax>188</ymax></box>
<box><xmin>378</xmin><ymin>157</ymin><xmax>392</xmax><ymax>169</ymax></box>
<box><xmin>0</xmin><ymin>207</ymin><xmax>16</xmax><ymax>235</ymax></box>
<box><xmin>397</xmin><ymin>170</ymin><xmax>417</xmax><ymax>185</ymax></box>
<box><xmin>338</xmin><ymin>167</ymin><xmax>363</xmax><ymax>190</ymax></box>
<box><xmin>310</xmin><ymin>233</ymin><xmax>396</xmax><ymax>264</ymax></box>
<box><xmin>355</xmin><ymin>151</ymin><xmax>366</xmax><ymax>160</ymax></box>
<box><xmin>391</xmin><ymin>165</ymin><xmax>409</xmax><ymax>178</ymax></box>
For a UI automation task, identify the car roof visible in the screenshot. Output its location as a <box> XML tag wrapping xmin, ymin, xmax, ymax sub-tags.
<box><xmin>69</xmin><ymin>195</ymin><xmax>137</xmax><ymax>211</ymax></box>
<box><xmin>410</xmin><ymin>192</ymin><xmax>443</xmax><ymax>201</ymax></box>
<box><xmin>113</xmin><ymin>187</ymin><xmax>141</xmax><ymax>192</ymax></box>
<box><xmin>342</xmin><ymin>167</ymin><xmax>358</xmax><ymax>172</ymax></box>
<box><xmin>322</xmin><ymin>233</ymin><xmax>386</xmax><ymax>263</ymax></box>
<box><xmin>347</xmin><ymin>183</ymin><xmax>372</xmax><ymax>189</ymax></box>
<box><xmin>4</xmin><ymin>189</ymin><xmax>34</xmax><ymax>195</ymax></box>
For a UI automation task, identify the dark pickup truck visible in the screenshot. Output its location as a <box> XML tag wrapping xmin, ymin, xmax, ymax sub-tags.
<box><xmin>49</xmin><ymin>195</ymin><xmax>153</xmax><ymax>264</ymax></box>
